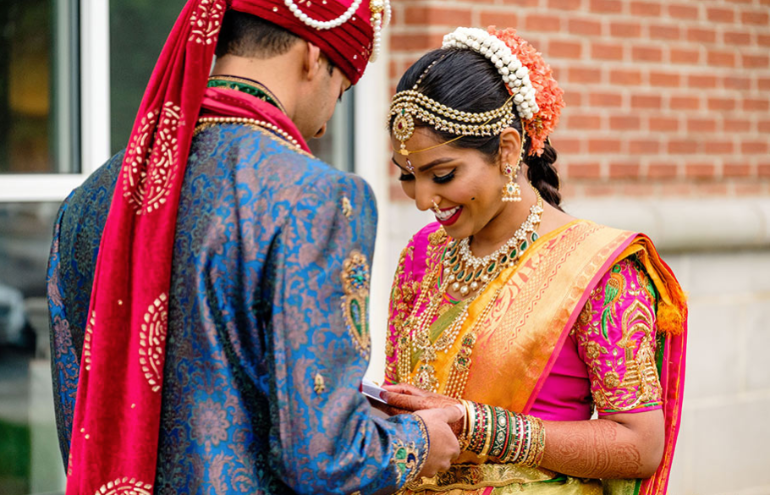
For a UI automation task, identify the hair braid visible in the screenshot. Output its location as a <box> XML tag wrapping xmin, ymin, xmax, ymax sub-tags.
<box><xmin>524</xmin><ymin>141</ymin><xmax>563</xmax><ymax>211</ymax></box>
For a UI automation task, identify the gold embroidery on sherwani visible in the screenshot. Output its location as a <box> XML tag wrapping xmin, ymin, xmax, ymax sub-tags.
<box><xmin>341</xmin><ymin>251</ymin><xmax>371</xmax><ymax>359</ymax></box>
<box><xmin>95</xmin><ymin>478</ymin><xmax>153</xmax><ymax>495</ymax></box>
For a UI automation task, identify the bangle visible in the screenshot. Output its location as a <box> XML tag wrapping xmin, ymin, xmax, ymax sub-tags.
<box><xmin>481</xmin><ymin>404</ymin><xmax>494</xmax><ymax>456</ymax></box>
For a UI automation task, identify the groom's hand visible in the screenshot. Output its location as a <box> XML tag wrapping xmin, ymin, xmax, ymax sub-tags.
<box><xmin>413</xmin><ymin>405</ymin><xmax>463</xmax><ymax>478</ymax></box>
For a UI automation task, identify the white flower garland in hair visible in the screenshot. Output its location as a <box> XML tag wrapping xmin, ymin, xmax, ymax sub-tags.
<box><xmin>442</xmin><ymin>27</ymin><xmax>538</xmax><ymax>120</ymax></box>
<box><xmin>284</xmin><ymin>0</ymin><xmax>363</xmax><ymax>30</ymax></box>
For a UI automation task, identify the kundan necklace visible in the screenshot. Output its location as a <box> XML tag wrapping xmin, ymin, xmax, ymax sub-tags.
<box><xmin>406</xmin><ymin>189</ymin><xmax>544</xmax><ymax>393</ymax></box>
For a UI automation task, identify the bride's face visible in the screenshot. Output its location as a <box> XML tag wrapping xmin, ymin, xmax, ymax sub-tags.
<box><xmin>391</xmin><ymin>127</ymin><xmax>510</xmax><ymax>240</ymax></box>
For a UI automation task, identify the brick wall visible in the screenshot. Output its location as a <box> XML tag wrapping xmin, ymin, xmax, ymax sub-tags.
<box><xmin>388</xmin><ymin>0</ymin><xmax>770</xmax><ymax>200</ymax></box>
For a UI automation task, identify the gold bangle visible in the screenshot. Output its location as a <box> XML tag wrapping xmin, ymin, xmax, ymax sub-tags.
<box><xmin>481</xmin><ymin>405</ymin><xmax>494</xmax><ymax>457</ymax></box>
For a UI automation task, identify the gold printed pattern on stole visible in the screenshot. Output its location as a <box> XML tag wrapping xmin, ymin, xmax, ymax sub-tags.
<box><xmin>139</xmin><ymin>293</ymin><xmax>169</xmax><ymax>393</ymax></box>
<box><xmin>189</xmin><ymin>0</ymin><xmax>226</xmax><ymax>45</ymax></box>
<box><xmin>341</xmin><ymin>251</ymin><xmax>371</xmax><ymax>359</ymax></box>
<box><xmin>95</xmin><ymin>478</ymin><xmax>152</xmax><ymax>495</ymax></box>
<box><xmin>122</xmin><ymin>102</ymin><xmax>183</xmax><ymax>215</ymax></box>
<box><xmin>83</xmin><ymin>311</ymin><xmax>96</xmax><ymax>371</ymax></box>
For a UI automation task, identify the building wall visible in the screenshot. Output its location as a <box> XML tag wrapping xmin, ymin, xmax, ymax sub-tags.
<box><xmin>387</xmin><ymin>0</ymin><xmax>770</xmax><ymax>200</ymax></box>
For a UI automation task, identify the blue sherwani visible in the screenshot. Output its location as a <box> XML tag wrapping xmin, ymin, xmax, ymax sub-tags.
<box><xmin>48</xmin><ymin>124</ymin><xmax>428</xmax><ymax>494</ymax></box>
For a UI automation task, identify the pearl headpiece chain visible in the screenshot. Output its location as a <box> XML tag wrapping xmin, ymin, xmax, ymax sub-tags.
<box><xmin>442</xmin><ymin>27</ymin><xmax>538</xmax><ymax>120</ymax></box>
<box><xmin>283</xmin><ymin>0</ymin><xmax>391</xmax><ymax>62</ymax></box>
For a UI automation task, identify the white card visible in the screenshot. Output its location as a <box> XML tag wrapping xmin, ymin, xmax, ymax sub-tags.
<box><xmin>361</xmin><ymin>377</ymin><xmax>388</xmax><ymax>404</ymax></box>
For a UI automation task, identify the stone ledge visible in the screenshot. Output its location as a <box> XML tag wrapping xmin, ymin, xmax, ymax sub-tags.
<box><xmin>563</xmin><ymin>197</ymin><xmax>770</xmax><ymax>253</ymax></box>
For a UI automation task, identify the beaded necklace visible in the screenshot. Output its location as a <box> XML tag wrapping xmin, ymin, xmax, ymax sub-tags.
<box><xmin>207</xmin><ymin>75</ymin><xmax>287</xmax><ymax>114</ymax></box>
<box><xmin>404</xmin><ymin>190</ymin><xmax>544</xmax><ymax>394</ymax></box>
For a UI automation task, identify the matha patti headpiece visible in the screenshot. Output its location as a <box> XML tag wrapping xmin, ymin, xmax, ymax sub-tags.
<box><xmin>389</xmin><ymin>26</ymin><xmax>565</xmax><ymax>158</ymax></box>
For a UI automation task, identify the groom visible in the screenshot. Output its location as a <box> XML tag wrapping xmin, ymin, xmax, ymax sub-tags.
<box><xmin>48</xmin><ymin>2</ymin><xmax>460</xmax><ymax>494</ymax></box>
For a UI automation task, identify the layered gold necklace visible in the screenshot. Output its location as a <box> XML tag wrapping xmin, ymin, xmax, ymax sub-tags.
<box><xmin>403</xmin><ymin>191</ymin><xmax>544</xmax><ymax>394</ymax></box>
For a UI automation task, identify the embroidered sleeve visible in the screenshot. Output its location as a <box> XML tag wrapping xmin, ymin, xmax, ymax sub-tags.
<box><xmin>267</xmin><ymin>172</ymin><xmax>426</xmax><ymax>494</ymax></box>
<box><xmin>573</xmin><ymin>257</ymin><xmax>663</xmax><ymax>415</ymax></box>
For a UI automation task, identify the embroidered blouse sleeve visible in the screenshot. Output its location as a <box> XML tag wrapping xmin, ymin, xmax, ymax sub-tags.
<box><xmin>573</xmin><ymin>257</ymin><xmax>664</xmax><ymax>415</ymax></box>
<box><xmin>267</xmin><ymin>171</ymin><xmax>428</xmax><ymax>494</ymax></box>
<box><xmin>385</xmin><ymin>239</ymin><xmax>418</xmax><ymax>385</ymax></box>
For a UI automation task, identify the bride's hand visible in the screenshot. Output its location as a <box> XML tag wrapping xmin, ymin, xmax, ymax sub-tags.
<box><xmin>382</xmin><ymin>384</ymin><xmax>464</xmax><ymax>437</ymax></box>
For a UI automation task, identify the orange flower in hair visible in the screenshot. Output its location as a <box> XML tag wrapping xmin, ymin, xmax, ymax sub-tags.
<box><xmin>488</xmin><ymin>27</ymin><xmax>565</xmax><ymax>156</ymax></box>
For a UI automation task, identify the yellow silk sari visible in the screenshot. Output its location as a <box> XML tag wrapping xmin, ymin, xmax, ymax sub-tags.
<box><xmin>388</xmin><ymin>220</ymin><xmax>687</xmax><ymax>495</ymax></box>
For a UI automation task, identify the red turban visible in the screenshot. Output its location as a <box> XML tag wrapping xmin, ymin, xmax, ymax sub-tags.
<box><xmin>233</xmin><ymin>0</ymin><xmax>378</xmax><ymax>84</ymax></box>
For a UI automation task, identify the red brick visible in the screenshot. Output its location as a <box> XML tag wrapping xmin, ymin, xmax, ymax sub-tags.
<box><xmin>742</xmin><ymin>10</ymin><xmax>770</xmax><ymax>25</ymax></box>
<box><xmin>611</xmin><ymin>69</ymin><xmax>643</xmax><ymax>86</ymax></box>
<box><xmin>689</xmin><ymin>74</ymin><xmax>718</xmax><ymax>88</ymax></box>
<box><xmin>649</xmin><ymin>117</ymin><xmax>679</xmax><ymax>132</ymax></box>
<box><xmin>610</xmin><ymin>115</ymin><xmax>641</xmax><ymax>130</ymax></box>
<box><xmin>569</xmin><ymin>18</ymin><xmax>603</xmax><ymax>36</ymax></box>
<box><xmin>622</xmin><ymin>183</ymin><xmax>656</xmax><ymax>196</ymax></box>
<box><xmin>723</xmin><ymin>163</ymin><xmax>751</xmax><ymax>177</ymax></box>
<box><xmin>723</xmin><ymin>76</ymin><xmax>752</xmax><ymax>91</ymax></box>
<box><xmin>687</xmin><ymin>27</ymin><xmax>717</xmax><ymax>44</ymax></box>
<box><xmin>670</xmin><ymin>96</ymin><xmax>700</xmax><ymax>110</ymax></box>
<box><xmin>670</xmin><ymin>48</ymin><xmax>700</xmax><ymax>65</ymax></box>
<box><xmin>403</xmin><ymin>6</ymin><xmax>472</xmax><ymax>26</ymax></box>
<box><xmin>708</xmin><ymin>97</ymin><xmax>737</xmax><ymax>111</ymax></box>
<box><xmin>567</xmin><ymin>162</ymin><xmax>602</xmax><ymax>179</ymax></box>
<box><xmin>705</xmin><ymin>141</ymin><xmax>734</xmax><ymax>154</ymax></box>
<box><xmin>743</xmin><ymin>54</ymin><xmax>770</xmax><ymax>69</ymax></box>
<box><xmin>760</xmin><ymin>120</ymin><xmax>770</xmax><ymax>133</ymax></box>
<box><xmin>708</xmin><ymin>50</ymin><xmax>736</xmax><ymax>67</ymax></box>
<box><xmin>548</xmin><ymin>0</ymin><xmax>583</xmax><ymax>9</ymax></box>
<box><xmin>632</xmin><ymin>46</ymin><xmax>663</xmax><ymax>62</ymax></box>
<box><xmin>724</xmin><ymin>31</ymin><xmax>752</xmax><ymax>45</ymax></box>
<box><xmin>648</xmin><ymin>162</ymin><xmax>679</xmax><ymax>180</ymax></box>
<box><xmin>391</xmin><ymin>32</ymin><xmax>446</xmax><ymax>51</ymax></box>
<box><xmin>744</xmin><ymin>98</ymin><xmax>770</xmax><ymax>112</ymax></box>
<box><xmin>591</xmin><ymin>42</ymin><xmax>624</xmax><ymax>60</ymax></box>
<box><xmin>569</xmin><ymin>66</ymin><xmax>603</xmax><ymax>84</ymax></box>
<box><xmin>759</xmin><ymin>34</ymin><xmax>770</xmax><ymax>47</ymax></box>
<box><xmin>564</xmin><ymin>91</ymin><xmax>583</xmax><ymax>107</ymax></box>
<box><xmin>734</xmin><ymin>183</ymin><xmax>763</xmax><ymax>195</ymax></box>
<box><xmin>631</xmin><ymin>94</ymin><xmax>662</xmax><ymax>109</ymax></box>
<box><xmin>649</xmin><ymin>24</ymin><xmax>680</xmax><ymax>40</ymax></box>
<box><xmin>742</xmin><ymin>141</ymin><xmax>769</xmax><ymax>154</ymax></box>
<box><xmin>584</xmin><ymin>184</ymin><xmax>617</xmax><ymax>197</ymax></box>
<box><xmin>480</xmin><ymin>10</ymin><xmax>519</xmax><ymax>26</ymax></box>
<box><xmin>687</xmin><ymin>118</ymin><xmax>718</xmax><ymax>133</ymax></box>
<box><xmin>549</xmin><ymin>40</ymin><xmax>583</xmax><ymax>59</ymax></box>
<box><xmin>610</xmin><ymin>162</ymin><xmax>641</xmax><ymax>179</ymax></box>
<box><xmin>669</xmin><ymin>4</ymin><xmax>699</xmax><ymax>20</ymax></box>
<box><xmin>630</xmin><ymin>139</ymin><xmax>660</xmax><ymax>154</ymax></box>
<box><xmin>498</xmin><ymin>0</ymin><xmax>540</xmax><ymax>5</ymax></box>
<box><xmin>662</xmin><ymin>184</ymin><xmax>693</xmax><ymax>196</ymax></box>
<box><xmin>551</xmin><ymin>137</ymin><xmax>582</xmax><ymax>154</ymax></box>
<box><xmin>590</xmin><ymin>0</ymin><xmax>622</xmax><ymax>13</ymax></box>
<box><xmin>695</xmin><ymin>183</ymin><xmax>729</xmax><ymax>196</ymax></box>
<box><xmin>567</xmin><ymin>113</ymin><xmax>603</xmax><ymax>130</ymax></box>
<box><xmin>685</xmin><ymin>163</ymin><xmax>716</xmax><ymax>179</ymax></box>
<box><xmin>759</xmin><ymin>164</ymin><xmax>770</xmax><ymax>178</ymax></box>
<box><xmin>707</xmin><ymin>7</ymin><xmax>736</xmax><ymax>23</ymax></box>
<box><xmin>761</xmin><ymin>78</ymin><xmax>770</xmax><ymax>91</ymax></box>
<box><xmin>650</xmin><ymin>72</ymin><xmax>681</xmax><ymax>87</ymax></box>
<box><xmin>611</xmin><ymin>21</ymin><xmax>642</xmax><ymax>38</ymax></box>
<box><xmin>724</xmin><ymin>118</ymin><xmax>752</xmax><ymax>132</ymax></box>
<box><xmin>589</xmin><ymin>138</ymin><xmax>622</xmax><ymax>154</ymax></box>
<box><xmin>669</xmin><ymin>140</ymin><xmax>700</xmax><ymax>154</ymax></box>
<box><xmin>589</xmin><ymin>91</ymin><xmax>623</xmax><ymax>107</ymax></box>
<box><xmin>526</xmin><ymin>14</ymin><xmax>563</xmax><ymax>32</ymax></box>
<box><xmin>631</xmin><ymin>1</ymin><xmax>662</xmax><ymax>16</ymax></box>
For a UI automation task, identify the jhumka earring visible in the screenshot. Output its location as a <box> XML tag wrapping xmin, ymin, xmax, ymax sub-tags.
<box><xmin>502</xmin><ymin>161</ymin><xmax>522</xmax><ymax>202</ymax></box>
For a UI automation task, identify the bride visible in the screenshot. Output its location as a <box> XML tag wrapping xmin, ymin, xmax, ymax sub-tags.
<box><xmin>382</xmin><ymin>26</ymin><xmax>687</xmax><ymax>495</ymax></box>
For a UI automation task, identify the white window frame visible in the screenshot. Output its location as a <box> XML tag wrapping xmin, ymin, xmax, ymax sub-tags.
<box><xmin>0</xmin><ymin>0</ymin><xmax>110</xmax><ymax>203</ymax></box>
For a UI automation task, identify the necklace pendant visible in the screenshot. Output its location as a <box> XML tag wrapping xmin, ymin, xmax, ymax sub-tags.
<box><xmin>415</xmin><ymin>364</ymin><xmax>438</xmax><ymax>392</ymax></box>
<box><xmin>423</xmin><ymin>346</ymin><xmax>437</xmax><ymax>362</ymax></box>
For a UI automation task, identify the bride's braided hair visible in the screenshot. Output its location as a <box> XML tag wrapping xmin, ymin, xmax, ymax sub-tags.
<box><xmin>393</xmin><ymin>48</ymin><xmax>563</xmax><ymax>210</ymax></box>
